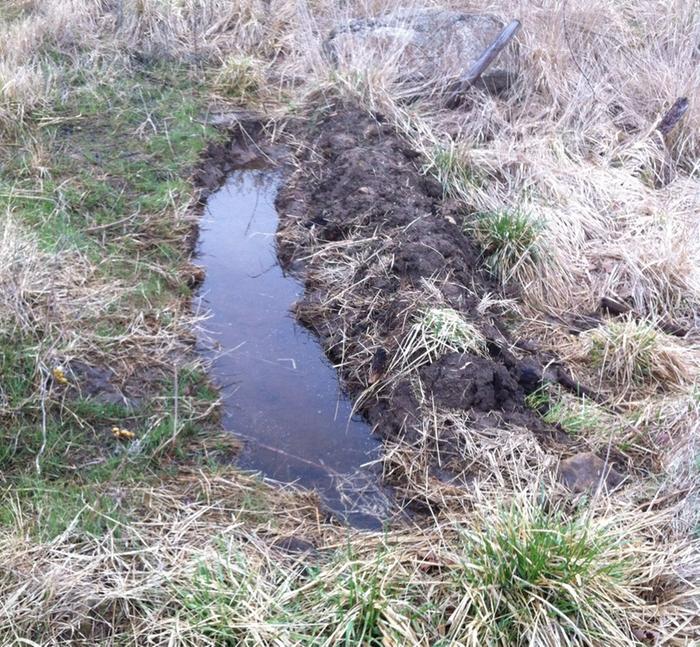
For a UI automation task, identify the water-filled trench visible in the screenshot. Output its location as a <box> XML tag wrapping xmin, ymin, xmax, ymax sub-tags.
<box><xmin>195</xmin><ymin>168</ymin><xmax>390</xmax><ymax>527</ymax></box>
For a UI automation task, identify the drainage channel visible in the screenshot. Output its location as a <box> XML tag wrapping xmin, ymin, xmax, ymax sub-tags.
<box><xmin>195</xmin><ymin>167</ymin><xmax>391</xmax><ymax>528</ymax></box>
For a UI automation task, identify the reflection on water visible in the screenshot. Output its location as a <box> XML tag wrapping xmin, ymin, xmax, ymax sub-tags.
<box><xmin>195</xmin><ymin>170</ymin><xmax>389</xmax><ymax>527</ymax></box>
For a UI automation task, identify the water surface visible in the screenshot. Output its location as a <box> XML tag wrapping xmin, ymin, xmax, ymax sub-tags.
<box><xmin>196</xmin><ymin>170</ymin><xmax>387</xmax><ymax>527</ymax></box>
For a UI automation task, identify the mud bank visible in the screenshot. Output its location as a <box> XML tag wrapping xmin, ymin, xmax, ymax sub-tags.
<box><xmin>276</xmin><ymin>107</ymin><xmax>581</xmax><ymax>488</ymax></box>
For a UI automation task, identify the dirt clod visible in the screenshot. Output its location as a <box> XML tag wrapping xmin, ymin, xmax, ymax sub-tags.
<box><xmin>271</xmin><ymin>536</ymin><xmax>318</xmax><ymax>557</ymax></box>
<box><xmin>420</xmin><ymin>352</ymin><xmax>524</xmax><ymax>413</ymax></box>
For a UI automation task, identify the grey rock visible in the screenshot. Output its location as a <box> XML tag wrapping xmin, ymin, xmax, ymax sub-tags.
<box><xmin>557</xmin><ymin>452</ymin><xmax>624</xmax><ymax>494</ymax></box>
<box><xmin>271</xmin><ymin>536</ymin><xmax>318</xmax><ymax>557</ymax></box>
<box><xmin>204</xmin><ymin>110</ymin><xmax>262</xmax><ymax>129</ymax></box>
<box><xmin>324</xmin><ymin>8</ymin><xmax>519</xmax><ymax>94</ymax></box>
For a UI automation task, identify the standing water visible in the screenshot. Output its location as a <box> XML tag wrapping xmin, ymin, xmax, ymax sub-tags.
<box><xmin>196</xmin><ymin>168</ymin><xmax>389</xmax><ymax>527</ymax></box>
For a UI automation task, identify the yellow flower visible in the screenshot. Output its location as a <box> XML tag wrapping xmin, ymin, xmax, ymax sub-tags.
<box><xmin>111</xmin><ymin>427</ymin><xmax>136</xmax><ymax>440</ymax></box>
<box><xmin>52</xmin><ymin>366</ymin><xmax>69</xmax><ymax>385</ymax></box>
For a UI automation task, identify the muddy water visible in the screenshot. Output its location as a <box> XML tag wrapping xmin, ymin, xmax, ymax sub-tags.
<box><xmin>196</xmin><ymin>169</ymin><xmax>388</xmax><ymax>527</ymax></box>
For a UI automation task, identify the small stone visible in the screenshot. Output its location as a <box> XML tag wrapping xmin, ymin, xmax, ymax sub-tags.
<box><xmin>369</xmin><ymin>347</ymin><xmax>388</xmax><ymax>384</ymax></box>
<box><xmin>557</xmin><ymin>452</ymin><xmax>624</xmax><ymax>493</ymax></box>
<box><xmin>185</xmin><ymin>264</ymin><xmax>206</xmax><ymax>288</ymax></box>
<box><xmin>271</xmin><ymin>536</ymin><xmax>317</xmax><ymax>556</ymax></box>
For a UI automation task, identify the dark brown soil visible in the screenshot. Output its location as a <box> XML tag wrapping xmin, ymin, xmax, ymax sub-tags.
<box><xmin>193</xmin><ymin>111</ymin><xmax>292</xmax><ymax>197</ymax></box>
<box><xmin>275</xmin><ymin>107</ymin><xmax>567</xmax><ymax>473</ymax></box>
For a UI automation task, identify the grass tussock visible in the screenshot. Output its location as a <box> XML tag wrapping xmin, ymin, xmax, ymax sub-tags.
<box><xmin>442</xmin><ymin>500</ymin><xmax>642</xmax><ymax>645</ymax></box>
<box><xmin>472</xmin><ymin>209</ymin><xmax>542</xmax><ymax>283</ymax></box>
<box><xmin>580</xmin><ymin>316</ymin><xmax>700</xmax><ymax>399</ymax></box>
<box><xmin>213</xmin><ymin>54</ymin><xmax>272</xmax><ymax>103</ymax></box>
<box><xmin>399</xmin><ymin>307</ymin><xmax>487</xmax><ymax>364</ymax></box>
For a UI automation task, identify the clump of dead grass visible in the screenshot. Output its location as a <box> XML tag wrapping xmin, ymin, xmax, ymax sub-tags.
<box><xmin>0</xmin><ymin>216</ymin><xmax>119</xmax><ymax>341</ymax></box>
<box><xmin>382</xmin><ymin>409</ymin><xmax>551</xmax><ymax>512</ymax></box>
<box><xmin>214</xmin><ymin>54</ymin><xmax>268</xmax><ymax>102</ymax></box>
<box><xmin>579</xmin><ymin>316</ymin><xmax>699</xmax><ymax>399</ymax></box>
<box><xmin>389</xmin><ymin>307</ymin><xmax>487</xmax><ymax>377</ymax></box>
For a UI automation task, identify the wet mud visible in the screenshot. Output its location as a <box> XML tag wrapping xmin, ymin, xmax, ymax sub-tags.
<box><xmin>191</xmin><ymin>107</ymin><xmax>627</xmax><ymax>518</ymax></box>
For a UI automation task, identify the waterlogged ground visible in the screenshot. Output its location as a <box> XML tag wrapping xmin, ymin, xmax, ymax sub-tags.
<box><xmin>196</xmin><ymin>168</ymin><xmax>390</xmax><ymax>527</ymax></box>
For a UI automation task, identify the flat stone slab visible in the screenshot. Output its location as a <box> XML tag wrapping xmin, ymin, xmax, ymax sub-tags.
<box><xmin>324</xmin><ymin>8</ymin><xmax>519</xmax><ymax>93</ymax></box>
<box><xmin>271</xmin><ymin>536</ymin><xmax>318</xmax><ymax>557</ymax></box>
<box><xmin>558</xmin><ymin>452</ymin><xmax>624</xmax><ymax>493</ymax></box>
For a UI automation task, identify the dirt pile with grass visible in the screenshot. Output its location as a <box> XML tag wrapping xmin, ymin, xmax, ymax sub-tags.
<box><xmin>276</xmin><ymin>107</ymin><xmax>581</xmax><ymax>495</ymax></box>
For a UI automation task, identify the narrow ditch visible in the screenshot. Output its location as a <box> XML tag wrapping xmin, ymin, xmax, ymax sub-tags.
<box><xmin>193</xmin><ymin>108</ymin><xmax>620</xmax><ymax>528</ymax></box>
<box><xmin>194</xmin><ymin>161</ymin><xmax>392</xmax><ymax>528</ymax></box>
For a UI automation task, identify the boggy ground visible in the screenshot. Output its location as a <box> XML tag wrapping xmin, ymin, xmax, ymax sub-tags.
<box><xmin>276</xmin><ymin>107</ymin><xmax>612</xmax><ymax>503</ymax></box>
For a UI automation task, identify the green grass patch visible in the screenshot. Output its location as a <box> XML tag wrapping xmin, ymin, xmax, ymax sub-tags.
<box><xmin>0</xmin><ymin>342</ymin><xmax>36</xmax><ymax>411</ymax></box>
<box><xmin>178</xmin><ymin>545</ymin><xmax>269</xmax><ymax>646</ymax></box>
<box><xmin>526</xmin><ymin>386</ymin><xmax>610</xmax><ymax>437</ymax></box>
<box><xmin>133</xmin><ymin>367</ymin><xmax>218</xmax><ymax>462</ymax></box>
<box><xmin>470</xmin><ymin>209</ymin><xmax>542</xmax><ymax>282</ymax></box>
<box><xmin>445</xmin><ymin>502</ymin><xmax>627</xmax><ymax>644</ymax></box>
<box><xmin>1</xmin><ymin>367</ymin><xmax>219</xmax><ymax>478</ymax></box>
<box><xmin>425</xmin><ymin>141</ymin><xmax>482</xmax><ymax>196</ymax></box>
<box><xmin>321</xmin><ymin>547</ymin><xmax>409</xmax><ymax>646</ymax></box>
<box><xmin>0</xmin><ymin>476</ymin><xmax>129</xmax><ymax>541</ymax></box>
<box><xmin>0</xmin><ymin>61</ymin><xmax>223</xmax><ymax>487</ymax></box>
<box><xmin>176</xmin><ymin>540</ymin><xmax>426</xmax><ymax>646</ymax></box>
<box><xmin>1</xmin><ymin>62</ymin><xmax>217</xmax><ymax>270</ymax></box>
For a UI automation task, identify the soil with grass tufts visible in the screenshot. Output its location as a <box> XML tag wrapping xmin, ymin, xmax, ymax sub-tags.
<box><xmin>276</xmin><ymin>107</ymin><xmax>574</xmax><ymax>482</ymax></box>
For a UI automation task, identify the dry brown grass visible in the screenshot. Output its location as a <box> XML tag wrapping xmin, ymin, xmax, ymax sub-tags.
<box><xmin>313</xmin><ymin>0</ymin><xmax>700</xmax><ymax>324</ymax></box>
<box><xmin>381</xmin><ymin>409</ymin><xmax>552</xmax><ymax>513</ymax></box>
<box><xmin>1</xmin><ymin>468</ymin><xmax>699</xmax><ymax>645</ymax></box>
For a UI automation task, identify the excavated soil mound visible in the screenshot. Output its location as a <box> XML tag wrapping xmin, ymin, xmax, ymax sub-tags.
<box><xmin>276</xmin><ymin>108</ymin><xmax>561</xmax><ymax>453</ymax></box>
